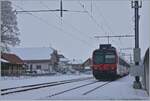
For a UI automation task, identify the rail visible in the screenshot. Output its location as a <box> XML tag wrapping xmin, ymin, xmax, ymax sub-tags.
<box><xmin>1</xmin><ymin>77</ymin><xmax>93</xmax><ymax>95</ymax></box>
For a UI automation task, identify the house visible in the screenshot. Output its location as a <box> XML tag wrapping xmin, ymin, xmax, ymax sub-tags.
<box><xmin>82</xmin><ymin>58</ymin><xmax>92</xmax><ymax>68</ymax></box>
<box><xmin>10</xmin><ymin>47</ymin><xmax>59</xmax><ymax>74</ymax></box>
<box><xmin>68</xmin><ymin>59</ymin><xmax>83</xmax><ymax>71</ymax></box>
<box><xmin>57</xmin><ymin>54</ymin><xmax>70</xmax><ymax>73</ymax></box>
<box><xmin>58</xmin><ymin>54</ymin><xmax>65</xmax><ymax>58</ymax></box>
<box><xmin>58</xmin><ymin>54</ymin><xmax>69</xmax><ymax>67</ymax></box>
<box><xmin>1</xmin><ymin>53</ymin><xmax>25</xmax><ymax>76</ymax></box>
<box><xmin>82</xmin><ymin>58</ymin><xmax>92</xmax><ymax>74</ymax></box>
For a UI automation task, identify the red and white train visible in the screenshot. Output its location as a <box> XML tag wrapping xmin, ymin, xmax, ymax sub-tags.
<box><xmin>91</xmin><ymin>44</ymin><xmax>130</xmax><ymax>80</ymax></box>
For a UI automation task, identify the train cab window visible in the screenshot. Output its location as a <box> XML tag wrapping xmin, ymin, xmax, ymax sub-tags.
<box><xmin>93</xmin><ymin>52</ymin><xmax>104</xmax><ymax>64</ymax></box>
<box><xmin>105</xmin><ymin>54</ymin><xmax>116</xmax><ymax>63</ymax></box>
<box><xmin>93</xmin><ymin>51</ymin><xmax>116</xmax><ymax>64</ymax></box>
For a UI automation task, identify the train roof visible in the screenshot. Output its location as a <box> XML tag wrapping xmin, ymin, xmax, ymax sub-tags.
<box><xmin>98</xmin><ymin>44</ymin><xmax>116</xmax><ymax>50</ymax></box>
<box><xmin>94</xmin><ymin>46</ymin><xmax>116</xmax><ymax>52</ymax></box>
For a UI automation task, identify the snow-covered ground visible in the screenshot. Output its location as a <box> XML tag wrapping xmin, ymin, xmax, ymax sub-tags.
<box><xmin>45</xmin><ymin>75</ymin><xmax>149</xmax><ymax>100</ymax></box>
<box><xmin>0</xmin><ymin>74</ymin><xmax>91</xmax><ymax>88</ymax></box>
<box><xmin>0</xmin><ymin>74</ymin><xmax>149</xmax><ymax>100</ymax></box>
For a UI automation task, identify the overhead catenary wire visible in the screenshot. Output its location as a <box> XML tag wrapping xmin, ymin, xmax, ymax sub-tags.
<box><xmin>40</xmin><ymin>0</ymin><xmax>117</xmax><ymax>48</ymax></box>
<box><xmin>77</xmin><ymin>0</ymin><xmax>118</xmax><ymax>50</ymax></box>
<box><xmin>13</xmin><ymin>0</ymin><xmax>87</xmax><ymax>17</ymax></box>
<box><xmin>93</xmin><ymin>3</ymin><xmax>113</xmax><ymax>34</ymax></box>
<box><xmin>13</xmin><ymin>3</ymin><xmax>93</xmax><ymax>47</ymax></box>
<box><xmin>93</xmin><ymin>3</ymin><xmax>123</xmax><ymax>48</ymax></box>
<box><xmin>93</xmin><ymin>2</ymin><xmax>134</xmax><ymax>52</ymax></box>
<box><xmin>93</xmin><ymin>2</ymin><xmax>134</xmax><ymax>59</ymax></box>
<box><xmin>39</xmin><ymin>1</ymin><xmax>94</xmax><ymax>46</ymax></box>
<box><xmin>39</xmin><ymin>1</ymin><xmax>94</xmax><ymax>41</ymax></box>
<box><xmin>78</xmin><ymin>1</ymin><xmax>106</xmax><ymax>34</ymax></box>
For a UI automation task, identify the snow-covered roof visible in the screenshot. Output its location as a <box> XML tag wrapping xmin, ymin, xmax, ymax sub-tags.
<box><xmin>1</xmin><ymin>53</ymin><xmax>24</xmax><ymax>64</ymax></box>
<box><xmin>68</xmin><ymin>59</ymin><xmax>83</xmax><ymax>64</ymax></box>
<box><xmin>59</xmin><ymin>58</ymin><xmax>69</xmax><ymax>62</ymax></box>
<box><xmin>84</xmin><ymin>66</ymin><xmax>91</xmax><ymax>69</ymax></box>
<box><xmin>0</xmin><ymin>58</ymin><xmax>9</xmax><ymax>63</ymax></box>
<box><xmin>10</xmin><ymin>47</ymin><xmax>54</xmax><ymax>60</ymax></box>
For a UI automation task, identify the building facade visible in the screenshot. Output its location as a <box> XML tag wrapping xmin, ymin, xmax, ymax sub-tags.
<box><xmin>10</xmin><ymin>47</ymin><xmax>59</xmax><ymax>74</ymax></box>
<box><xmin>24</xmin><ymin>60</ymin><xmax>53</xmax><ymax>74</ymax></box>
<box><xmin>1</xmin><ymin>53</ymin><xmax>25</xmax><ymax>76</ymax></box>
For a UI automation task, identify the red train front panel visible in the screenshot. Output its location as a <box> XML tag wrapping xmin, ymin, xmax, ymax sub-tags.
<box><xmin>92</xmin><ymin>49</ymin><xmax>118</xmax><ymax>79</ymax></box>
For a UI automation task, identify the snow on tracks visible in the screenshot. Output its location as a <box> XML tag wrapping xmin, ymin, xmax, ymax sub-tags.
<box><xmin>1</xmin><ymin>77</ymin><xmax>93</xmax><ymax>96</ymax></box>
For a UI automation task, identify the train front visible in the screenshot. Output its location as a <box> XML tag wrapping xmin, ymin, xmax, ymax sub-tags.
<box><xmin>91</xmin><ymin>44</ymin><xmax>118</xmax><ymax>80</ymax></box>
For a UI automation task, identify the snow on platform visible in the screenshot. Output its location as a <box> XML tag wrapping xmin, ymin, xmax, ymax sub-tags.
<box><xmin>83</xmin><ymin>75</ymin><xmax>149</xmax><ymax>100</ymax></box>
<box><xmin>46</xmin><ymin>75</ymin><xmax>149</xmax><ymax>100</ymax></box>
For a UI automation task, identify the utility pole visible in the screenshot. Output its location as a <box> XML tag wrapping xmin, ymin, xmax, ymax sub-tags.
<box><xmin>60</xmin><ymin>0</ymin><xmax>63</xmax><ymax>17</ymax></box>
<box><xmin>131</xmin><ymin>0</ymin><xmax>142</xmax><ymax>89</ymax></box>
<box><xmin>94</xmin><ymin>35</ymin><xmax>134</xmax><ymax>44</ymax></box>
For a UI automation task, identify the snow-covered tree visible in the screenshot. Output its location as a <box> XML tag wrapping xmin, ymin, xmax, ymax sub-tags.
<box><xmin>1</xmin><ymin>1</ymin><xmax>20</xmax><ymax>52</ymax></box>
<box><xmin>51</xmin><ymin>50</ymin><xmax>59</xmax><ymax>72</ymax></box>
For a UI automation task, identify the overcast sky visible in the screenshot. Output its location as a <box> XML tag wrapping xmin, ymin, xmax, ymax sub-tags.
<box><xmin>11</xmin><ymin>0</ymin><xmax>150</xmax><ymax>61</ymax></box>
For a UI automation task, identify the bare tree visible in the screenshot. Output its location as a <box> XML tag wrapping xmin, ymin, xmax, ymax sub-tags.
<box><xmin>1</xmin><ymin>1</ymin><xmax>20</xmax><ymax>52</ymax></box>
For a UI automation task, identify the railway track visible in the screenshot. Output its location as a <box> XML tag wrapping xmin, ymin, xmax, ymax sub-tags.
<box><xmin>47</xmin><ymin>77</ymin><xmax>121</xmax><ymax>98</ymax></box>
<box><xmin>1</xmin><ymin>77</ymin><xmax>93</xmax><ymax>96</ymax></box>
<box><xmin>82</xmin><ymin>81</ymin><xmax>111</xmax><ymax>95</ymax></box>
<box><xmin>82</xmin><ymin>76</ymin><xmax>124</xmax><ymax>95</ymax></box>
<box><xmin>48</xmin><ymin>80</ymin><xmax>99</xmax><ymax>98</ymax></box>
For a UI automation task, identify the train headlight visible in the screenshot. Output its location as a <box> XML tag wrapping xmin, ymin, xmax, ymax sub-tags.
<box><xmin>111</xmin><ymin>67</ymin><xmax>115</xmax><ymax>70</ymax></box>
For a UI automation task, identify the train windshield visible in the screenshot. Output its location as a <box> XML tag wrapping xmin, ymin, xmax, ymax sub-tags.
<box><xmin>105</xmin><ymin>54</ymin><xmax>116</xmax><ymax>63</ymax></box>
<box><xmin>93</xmin><ymin>51</ymin><xmax>116</xmax><ymax>64</ymax></box>
<box><xmin>93</xmin><ymin>52</ymin><xmax>104</xmax><ymax>64</ymax></box>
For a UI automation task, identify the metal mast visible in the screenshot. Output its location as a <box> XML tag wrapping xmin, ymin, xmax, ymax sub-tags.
<box><xmin>131</xmin><ymin>0</ymin><xmax>142</xmax><ymax>89</ymax></box>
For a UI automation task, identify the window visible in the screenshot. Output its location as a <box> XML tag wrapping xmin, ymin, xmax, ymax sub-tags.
<box><xmin>36</xmin><ymin>65</ymin><xmax>41</xmax><ymax>69</ymax></box>
<box><xmin>93</xmin><ymin>51</ymin><xmax>116</xmax><ymax>64</ymax></box>
<box><xmin>105</xmin><ymin>54</ymin><xmax>116</xmax><ymax>63</ymax></box>
<box><xmin>93</xmin><ymin>52</ymin><xmax>104</xmax><ymax>64</ymax></box>
<box><xmin>119</xmin><ymin>58</ymin><xmax>130</xmax><ymax>67</ymax></box>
